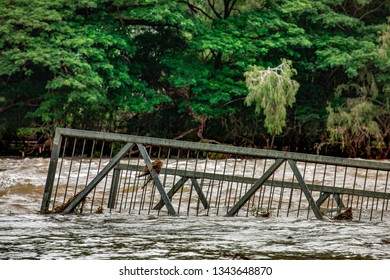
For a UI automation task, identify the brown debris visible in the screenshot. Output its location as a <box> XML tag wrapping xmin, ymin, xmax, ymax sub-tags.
<box><xmin>95</xmin><ymin>206</ymin><xmax>103</xmax><ymax>214</ymax></box>
<box><xmin>54</xmin><ymin>195</ymin><xmax>77</xmax><ymax>213</ymax></box>
<box><xmin>258</xmin><ymin>211</ymin><xmax>271</xmax><ymax>218</ymax></box>
<box><xmin>53</xmin><ymin>192</ymin><xmax>86</xmax><ymax>214</ymax></box>
<box><xmin>333</xmin><ymin>207</ymin><xmax>353</xmax><ymax>221</ymax></box>
<box><xmin>138</xmin><ymin>159</ymin><xmax>163</xmax><ymax>188</ymax></box>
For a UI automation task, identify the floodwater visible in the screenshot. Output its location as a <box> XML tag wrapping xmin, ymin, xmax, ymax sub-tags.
<box><xmin>1</xmin><ymin>157</ymin><xmax>390</xmax><ymax>260</ymax></box>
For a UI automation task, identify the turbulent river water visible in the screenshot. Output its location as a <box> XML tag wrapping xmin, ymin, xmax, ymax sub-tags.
<box><xmin>1</xmin><ymin>157</ymin><xmax>390</xmax><ymax>260</ymax></box>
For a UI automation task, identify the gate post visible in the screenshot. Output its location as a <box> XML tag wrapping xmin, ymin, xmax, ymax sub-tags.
<box><xmin>40</xmin><ymin>128</ymin><xmax>63</xmax><ymax>213</ymax></box>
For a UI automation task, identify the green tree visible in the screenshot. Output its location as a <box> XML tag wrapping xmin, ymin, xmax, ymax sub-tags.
<box><xmin>244</xmin><ymin>59</ymin><xmax>299</xmax><ymax>148</ymax></box>
<box><xmin>0</xmin><ymin>0</ymin><xmax>389</xmax><ymax>157</ymax></box>
<box><xmin>325</xmin><ymin>17</ymin><xmax>390</xmax><ymax>158</ymax></box>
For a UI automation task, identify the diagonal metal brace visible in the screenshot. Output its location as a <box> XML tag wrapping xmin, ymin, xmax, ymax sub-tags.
<box><xmin>225</xmin><ymin>158</ymin><xmax>285</xmax><ymax>216</ymax></box>
<box><xmin>137</xmin><ymin>144</ymin><xmax>176</xmax><ymax>215</ymax></box>
<box><xmin>288</xmin><ymin>159</ymin><xmax>323</xmax><ymax>220</ymax></box>
<box><xmin>316</xmin><ymin>192</ymin><xmax>345</xmax><ymax>209</ymax></box>
<box><xmin>154</xmin><ymin>177</ymin><xmax>189</xmax><ymax>210</ymax></box>
<box><xmin>62</xmin><ymin>142</ymin><xmax>134</xmax><ymax>214</ymax></box>
<box><xmin>190</xmin><ymin>178</ymin><xmax>209</xmax><ymax>209</ymax></box>
<box><xmin>153</xmin><ymin>177</ymin><xmax>210</xmax><ymax>211</ymax></box>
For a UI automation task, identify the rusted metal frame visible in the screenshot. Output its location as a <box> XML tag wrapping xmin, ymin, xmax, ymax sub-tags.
<box><xmin>61</xmin><ymin>142</ymin><xmax>134</xmax><ymax>214</ymax></box>
<box><xmin>288</xmin><ymin>159</ymin><xmax>323</xmax><ymax>220</ymax></box>
<box><xmin>225</xmin><ymin>159</ymin><xmax>285</xmax><ymax>217</ymax></box>
<box><xmin>137</xmin><ymin>144</ymin><xmax>176</xmax><ymax>215</ymax></box>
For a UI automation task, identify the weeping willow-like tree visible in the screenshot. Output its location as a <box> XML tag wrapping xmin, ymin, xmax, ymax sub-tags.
<box><xmin>244</xmin><ymin>59</ymin><xmax>299</xmax><ymax>148</ymax></box>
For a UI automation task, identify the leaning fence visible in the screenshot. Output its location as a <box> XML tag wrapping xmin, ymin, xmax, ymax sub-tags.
<box><xmin>40</xmin><ymin>128</ymin><xmax>390</xmax><ymax>221</ymax></box>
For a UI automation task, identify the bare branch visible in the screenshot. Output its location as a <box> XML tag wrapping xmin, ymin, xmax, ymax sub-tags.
<box><xmin>0</xmin><ymin>98</ymin><xmax>41</xmax><ymax>113</ymax></box>
<box><xmin>181</xmin><ymin>0</ymin><xmax>215</xmax><ymax>20</ymax></box>
<box><xmin>359</xmin><ymin>1</ymin><xmax>386</xmax><ymax>20</ymax></box>
<box><xmin>207</xmin><ymin>0</ymin><xmax>223</xmax><ymax>19</ymax></box>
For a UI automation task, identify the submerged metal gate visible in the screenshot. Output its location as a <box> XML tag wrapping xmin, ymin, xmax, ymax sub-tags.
<box><xmin>41</xmin><ymin>128</ymin><xmax>390</xmax><ymax>221</ymax></box>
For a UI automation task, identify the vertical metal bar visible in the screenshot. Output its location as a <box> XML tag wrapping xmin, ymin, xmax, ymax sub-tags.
<box><xmin>277</xmin><ymin>160</ymin><xmax>287</xmax><ymax>217</ymax></box>
<box><xmin>207</xmin><ymin>157</ymin><xmax>218</xmax><ymax>214</ymax></box>
<box><xmin>115</xmin><ymin>167</ymin><xmax>124</xmax><ymax>212</ymax></box>
<box><xmin>236</xmin><ymin>158</ymin><xmax>248</xmax><ymax>216</ymax></box>
<box><xmin>381</xmin><ymin>171</ymin><xmax>389</xmax><ymax>221</ymax></box>
<box><xmin>370</xmin><ymin>169</ymin><xmax>379</xmax><ymax>220</ymax></box>
<box><xmin>95</xmin><ymin>140</ymin><xmax>105</xmax><ymax>210</ymax></box>
<box><xmin>101</xmin><ymin>141</ymin><xmax>113</xmax><ymax>210</ymax></box>
<box><xmin>216</xmin><ymin>158</ymin><xmax>228</xmax><ymax>215</ymax></box>
<box><xmin>62</xmin><ymin>138</ymin><xmax>77</xmax><ymax>204</ymax></box>
<box><xmin>286</xmin><ymin>161</ymin><xmax>295</xmax><ymax>217</ymax></box>
<box><xmin>108</xmin><ymin>168</ymin><xmax>121</xmax><ymax>209</ymax></box>
<box><xmin>123</xmin><ymin>153</ymin><xmax>133</xmax><ymax>210</ymax></box>
<box><xmin>340</xmin><ymin>166</ymin><xmax>348</xmax><ymax>210</ymax></box>
<box><xmin>74</xmin><ymin>138</ymin><xmax>86</xmax><ymax>195</ymax></box>
<box><xmin>259</xmin><ymin>159</ymin><xmax>268</xmax><ymax>210</ymax></box>
<box><xmin>329</xmin><ymin>165</ymin><xmax>338</xmax><ymax>218</ymax></box>
<box><xmin>323</xmin><ymin>164</ymin><xmax>330</xmax><ymax>211</ymax></box>
<box><xmin>89</xmin><ymin>140</ymin><xmax>100</xmax><ymax>212</ymax></box>
<box><xmin>119</xmin><ymin>154</ymin><xmax>131</xmax><ymax>212</ymax></box>
<box><xmin>129</xmin><ymin>155</ymin><xmax>142</xmax><ymax>215</ymax></box>
<box><xmin>296</xmin><ymin>161</ymin><xmax>307</xmax><ymax>217</ymax></box>
<box><xmin>307</xmin><ymin>162</ymin><xmax>318</xmax><ymax>219</ymax></box>
<box><xmin>199</xmin><ymin>154</ymin><xmax>209</xmax><ymax>216</ymax></box>
<box><xmin>52</xmin><ymin>136</ymin><xmax>67</xmax><ymax>212</ymax></box>
<box><xmin>245</xmin><ymin>159</ymin><xmax>258</xmax><ymax>216</ymax></box>
<box><xmin>160</xmin><ymin>147</ymin><xmax>171</xmax><ymax>214</ymax></box>
<box><xmin>223</xmin><ymin>158</ymin><xmax>231</xmax><ymax>208</ymax></box>
<box><xmin>85</xmin><ymin>139</ymin><xmax>96</xmax><ymax>213</ymax></box>
<box><xmin>233</xmin><ymin>157</ymin><xmax>244</xmax><ymax>207</ymax></box>
<box><xmin>177</xmin><ymin>150</ymin><xmax>190</xmax><ymax>214</ymax></box>
<box><xmin>148</xmin><ymin>146</ymin><xmax>163</xmax><ymax>214</ymax></box>
<box><xmin>359</xmin><ymin>168</ymin><xmax>369</xmax><ymax>220</ymax></box>
<box><xmin>288</xmin><ymin>159</ymin><xmax>323</xmax><ymax>220</ymax></box>
<box><xmin>352</xmin><ymin>168</ymin><xmax>359</xmax><ymax>209</ymax></box>
<box><xmin>268</xmin><ymin>165</ymin><xmax>276</xmax><ymax>215</ymax></box>
<box><xmin>186</xmin><ymin>150</ymin><xmax>199</xmax><ymax>215</ymax></box>
<box><xmin>227</xmin><ymin>156</ymin><xmax>238</xmax><ymax>212</ymax></box>
<box><xmin>168</xmin><ymin>148</ymin><xmax>180</xmax><ymax>215</ymax></box>
<box><xmin>41</xmin><ymin>128</ymin><xmax>63</xmax><ymax>213</ymax></box>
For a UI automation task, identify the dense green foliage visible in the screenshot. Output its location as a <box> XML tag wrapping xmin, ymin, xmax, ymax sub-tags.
<box><xmin>0</xmin><ymin>0</ymin><xmax>389</xmax><ymax>158</ymax></box>
<box><xmin>244</xmin><ymin>59</ymin><xmax>299</xmax><ymax>148</ymax></box>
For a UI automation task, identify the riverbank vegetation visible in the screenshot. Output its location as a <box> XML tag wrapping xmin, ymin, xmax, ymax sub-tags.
<box><xmin>0</xmin><ymin>0</ymin><xmax>389</xmax><ymax>158</ymax></box>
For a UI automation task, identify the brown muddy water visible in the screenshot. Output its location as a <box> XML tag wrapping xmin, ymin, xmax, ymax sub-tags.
<box><xmin>1</xmin><ymin>157</ymin><xmax>390</xmax><ymax>260</ymax></box>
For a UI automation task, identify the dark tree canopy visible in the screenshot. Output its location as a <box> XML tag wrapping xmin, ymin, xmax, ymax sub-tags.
<box><xmin>0</xmin><ymin>0</ymin><xmax>389</xmax><ymax>158</ymax></box>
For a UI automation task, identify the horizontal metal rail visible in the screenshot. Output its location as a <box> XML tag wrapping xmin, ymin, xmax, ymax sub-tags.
<box><xmin>55</xmin><ymin>128</ymin><xmax>390</xmax><ymax>171</ymax></box>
